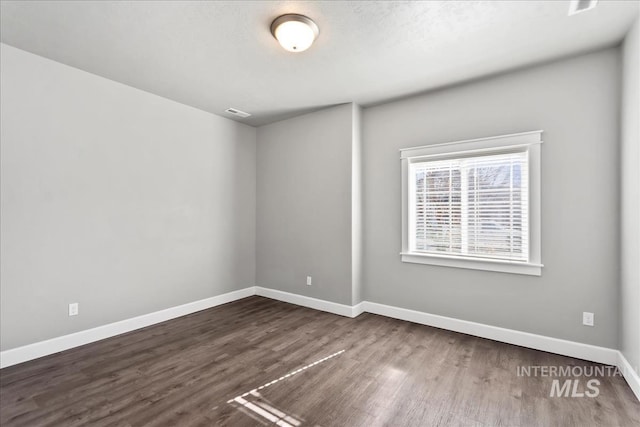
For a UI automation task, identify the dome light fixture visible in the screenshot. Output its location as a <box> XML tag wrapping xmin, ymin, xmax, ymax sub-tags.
<box><xmin>270</xmin><ymin>14</ymin><xmax>319</xmax><ymax>53</ymax></box>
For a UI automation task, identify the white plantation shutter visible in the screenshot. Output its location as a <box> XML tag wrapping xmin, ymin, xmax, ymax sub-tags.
<box><xmin>409</xmin><ymin>151</ymin><xmax>529</xmax><ymax>261</ymax></box>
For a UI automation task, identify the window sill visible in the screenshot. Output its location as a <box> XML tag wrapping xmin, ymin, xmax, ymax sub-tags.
<box><xmin>400</xmin><ymin>252</ymin><xmax>543</xmax><ymax>276</ymax></box>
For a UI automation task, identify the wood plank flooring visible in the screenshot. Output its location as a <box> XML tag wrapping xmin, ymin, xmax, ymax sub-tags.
<box><xmin>1</xmin><ymin>296</ymin><xmax>639</xmax><ymax>426</ymax></box>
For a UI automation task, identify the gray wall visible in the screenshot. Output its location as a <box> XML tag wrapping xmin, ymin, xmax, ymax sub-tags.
<box><xmin>351</xmin><ymin>104</ymin><xmax>363</xmax><ymax>305</ymax></box>
<box><xmin>0</xmin><ymin>44</ymin><xmax>256</xmax><ymax>351</ymax></box>
<box><xmin>1</xmin><ymin>39</ymin><xmax>632</xmax><ymax>355</ymax></box>
<box><xmin>621</xmin><ymin>18</ymin><xmax>640</xmax><ymax>370</ymax></box>
<box><xmin>362</xmin><ymin>48</ymin><xmax>621</xmax><ymax>348</ymax></box>
<box><xmin>256</xmin><ymin>104</ymin><xmax>355</xmax><ymax>305</ymax></box>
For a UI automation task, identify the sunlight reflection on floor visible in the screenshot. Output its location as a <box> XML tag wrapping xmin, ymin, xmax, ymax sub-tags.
<box><xmin>225</xmin><ymin>349</ymin><xmax>346</xmax><ymax>425</ymax></box>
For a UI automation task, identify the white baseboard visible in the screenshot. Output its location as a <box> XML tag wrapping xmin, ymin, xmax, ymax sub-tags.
<box><xmin>362</xmin><ymin>301</ymin><xmax>619</xmax><ymax>366</ymax></box>
<box><xmin>352</xmin><ymin>301</ymin><xmax>365</xmax><ymax>317</ymax></box>
<box><xmin>0</xmin><ymin>286</ymin><xmax>256</xmax><ymax>369</ymax></box>
<box><xmin>254</xmin><ymin>287</ymin><xmax>359</xmax><ymax>318</ymax></box>
<box><xmin>252</xmin><ymin>291</ymin><xmax>620</xmax><ymax>369</ymax></box>
<box><xmin>2</xmin><ymin>286</ymin><xmax>637</xmax><ymax>404</ymax></box>
<box><xmin>618</xmin><ymin>351</ymin><xmax>640</xmax><ymax>402</ymax></box>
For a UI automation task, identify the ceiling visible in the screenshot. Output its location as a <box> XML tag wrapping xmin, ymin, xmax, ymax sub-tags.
<box><xmin>1</xmin><ymin>1</ymin><xmax>638</xmax><ymax>126</ymax></box>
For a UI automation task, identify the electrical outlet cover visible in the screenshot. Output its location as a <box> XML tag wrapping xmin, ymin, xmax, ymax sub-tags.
<box><xmin>69</xmin><ymin>303</ymin><xmax>79</xmax><ymax>316</ymax></box>
<box><xmin>582</xmin><ymin>312</ymin><xmax>594</xmax><ymax>326</ymax></box>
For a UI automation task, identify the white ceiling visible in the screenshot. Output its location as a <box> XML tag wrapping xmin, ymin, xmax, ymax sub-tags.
<box><xmin>1</xmin><ymin>1</ymin><xmax>638</xmax><ymax>126</ymax></box>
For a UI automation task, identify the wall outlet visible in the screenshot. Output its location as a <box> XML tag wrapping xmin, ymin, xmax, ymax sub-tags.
<box><xmin>582</xmin><ymin>312</ymin><xmax>594</xmax><ymax>326</ymax></box>
<box><xmin>306</xmin><ymin>276</ymin><xmax>312</xmax><ymax>286</ymax></box>
<box><xmin>69</xmin><ymin>302</ymin><xmax>79</xmax><ymax>316</ymax></box>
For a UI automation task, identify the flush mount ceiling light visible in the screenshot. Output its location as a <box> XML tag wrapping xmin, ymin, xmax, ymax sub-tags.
<box><xmin>270</xmin><ymin>14</ymin><xmax>319</xmax><ymax>52</ymax></box>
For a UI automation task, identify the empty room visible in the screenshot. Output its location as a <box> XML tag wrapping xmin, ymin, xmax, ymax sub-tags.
<box><xmin>1</xmin><ymin>0</ymin><xmax>639</xmax><ymax>426</ymax></box>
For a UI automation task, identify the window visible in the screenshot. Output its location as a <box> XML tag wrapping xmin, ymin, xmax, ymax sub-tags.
<box><xmin>400</xmin><ymin>131</ymin><xmax>542</xmax><ymax>275</ymax></box>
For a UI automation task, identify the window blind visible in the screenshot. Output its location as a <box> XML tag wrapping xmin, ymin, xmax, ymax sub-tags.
<box><xmin>410</xmin><ymin>150</ymin><xmax>529</xmax><ymax>261</ymax></box>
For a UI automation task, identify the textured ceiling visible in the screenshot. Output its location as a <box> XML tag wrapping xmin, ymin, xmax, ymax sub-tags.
<box><xmin>1</xmin><ymin>1</ymin><xmax>638</xmax><ymax>126</ymax></box>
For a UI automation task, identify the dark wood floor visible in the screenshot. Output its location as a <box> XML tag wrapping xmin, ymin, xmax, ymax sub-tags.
<box><xmin>1</xmin><ymin>296</ymin><xmax>639</xmax><ymax>426</ymax></box>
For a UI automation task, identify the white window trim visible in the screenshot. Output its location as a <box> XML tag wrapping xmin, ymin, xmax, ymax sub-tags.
<box><xmin>400</xmin><ymin>130</ymin><xmax>543</xmax><ymax>276</ymax></box>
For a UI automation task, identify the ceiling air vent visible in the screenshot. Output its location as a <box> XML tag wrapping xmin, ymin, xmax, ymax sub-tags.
<box><xmin>568</xmin><ymin>0</ymin><xmax>598</xmax><ymax>16</ymax></box>
<box><xmin>225</xmin><ymin>108</ymin><xmax>251</xmax><ymax>118</ymax></box>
